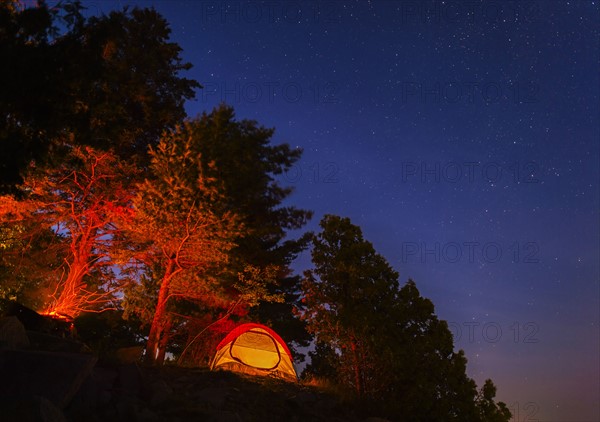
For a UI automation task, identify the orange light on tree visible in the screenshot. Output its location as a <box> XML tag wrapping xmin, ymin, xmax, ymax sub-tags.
<box><xmin>120</xmin><ymin>121</ymin><xmax>289</xmax><ymax>365</ymax></box>
<box><xmin>119</xmin><ymin>131</ymin><xmax>242</xmax><ymax>364</ymax></box>
<box><xmin>1</xmin><ymin>146</ymin><xmax>138</xmax><ymax>317</ymax></box>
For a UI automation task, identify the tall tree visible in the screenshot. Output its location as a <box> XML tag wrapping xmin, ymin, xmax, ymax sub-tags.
<box><xmin>302</xmin><ymin>214</ymin><xmax>401</xmax><ymax>396</ymax></box>
<box><xmin>302</xmin><ymin>215</ymin><xmax>511</xmax><ymax>422</ymax></box>
<box><xmin>0</xmin><ymin>146</ymin><xmax>137</xmax><ymax>317</ymax></box>
<box><xmin>120</xmin><ymin>129</ymin><xmax>284</xmax><ymax>364</ymax></box>
<box><xmin>121</xmin><ymin>133</ymin><xmax>237</xmax><ymax>363</ymax></box>
<box><xmin>0</xmin><ymin>1</ymin><xmax>199</xmax><ymax>192</ymax></box>
<box><xmin>134</xmin><ymin>105</ymin><xmax>312</xmax><ymax>363</ymax></box>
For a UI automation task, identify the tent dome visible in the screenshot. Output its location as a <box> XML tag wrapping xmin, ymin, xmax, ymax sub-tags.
<box><xmin>210</xmin><ymin>323</ymin><xmax>297</xmax><ymax>382</ymax></box>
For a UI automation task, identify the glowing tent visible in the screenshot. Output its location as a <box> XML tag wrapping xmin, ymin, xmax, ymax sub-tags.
<box><xmin>210</xmin><ymin>323</ymin><xmax>297</xmax><ymax>382</ymax></box>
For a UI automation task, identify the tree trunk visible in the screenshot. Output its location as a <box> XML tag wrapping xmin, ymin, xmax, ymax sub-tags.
<box><xmin>145</xmin><ymin>260</ymin><xmax>174</xmax><ymax>364</ymax></box>
<box><xmin>156</xmin><ymin>318</ymin><xmax>172</xmax><ymax>365</ymax></box>
<box><xmin>49</xmin><ymin>244</ymin><xmax>91</xmax><ymax>317</ymax></box>
<box><xmin>350</xmin><ymin>337</ymin><xmax>363</xmax><ymax>397</ymax></box>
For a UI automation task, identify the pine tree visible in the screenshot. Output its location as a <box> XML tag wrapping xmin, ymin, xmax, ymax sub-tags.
<box><xmin>302</xmin><ymin>215</ymin><xmax>511</xmax><ymax>421</ymax></box>
<box><xmin>302</xmin><ymin>214</ymin><xmax>400</xmax><ymax>396</ymax></box>
<box><xmin>476</xmin><ymin>379</ymin><xmax>513</xmax><ymax>422</ymax></box>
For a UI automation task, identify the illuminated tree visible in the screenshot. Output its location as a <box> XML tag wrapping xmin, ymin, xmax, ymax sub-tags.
<box><xmin>0</xmin><ymin>146</ymin><xmax>137</xmax><ymax>317</ymax></box>
<box><xmin>121</xmin><ymin>107</ymin><xmax>312</xmax><ymax>364</ymax></box>
<box><xmin>0</xmin><ymin>225</ymin><xmax>63</xmax><ymax>310</ymax></box>
<box><xmin>177</xmin><ymin>105</ymin><xmax>313</xmax><ymax>358</ymax></box>
<box><xmin>0</xmin><ymin>0</ymin><xmax>200</xmax><ymax>320</ymax></box>
<box><xmin>0</xmin><ymin>205</ymin><xmax>64</xmax><ymax>310</ymax></box>
<box><xmin>120</xmin><ymin>130</ymin><xmax>244</xmax><ymax>364</ymax></box>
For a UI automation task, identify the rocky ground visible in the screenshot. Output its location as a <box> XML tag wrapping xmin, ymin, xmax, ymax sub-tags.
<box><xmin>67</xmin><ymin>364</ymin><xmax>386</xmax><ymax>422</ymax></box>
<box><xmin>0</xmin><ymin>307</ymin><xmax>391</xmax><ymax>422</ymax></box>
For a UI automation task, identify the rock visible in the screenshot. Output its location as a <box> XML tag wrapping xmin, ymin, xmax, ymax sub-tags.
<box><xmin>90</xmin><ymin>366</ymin><xmax>119</xmax><ymax>398</ymax></box>
<box><xmin>0</xmin><ymin>299</ymin><xmax>49</xmax><ymax>331</ymax></box>
<box><xmin>0</xmin><ymin>349</ymin><xmax>97</xmax><ymax>408</ymax></box>
<box><xmin>0</xmin><ymin>316</ymin><xmax>30</xmax><ymax>349</ymax></box>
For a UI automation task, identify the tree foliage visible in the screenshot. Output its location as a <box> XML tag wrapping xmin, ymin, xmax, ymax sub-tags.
<box><xmin>75</xmin><ymin>310</ymin><xmax>145</xmax><ymax>358</ymax></box>
<box><xmin>477</xmin><ymin>379</ymin><xmax>513</xmax><ymax>422</ymax></box>
<box><xmin>119</xmin><ymin>114</ymin><xmax>307</xmax><ymax>364</ymax></box>
<box><xmin>0</xmin><ymin>0</ymin><xmax>199</xmax><ymax>192</ymax></box>
<box><xmin>174</xmin><ymin>105</ymin><xmax>313</xmax><ymax>356</ymax></box>
<box><xmin>302</xmin><ymin>215</ymin><xmax>511</xmax><ymax>422</ymax></box>
<box><xmin>302</xmin><ymin>214</ymin><xmax>400</xmax><ymax>396</ymax></box>
<box><xmin>0</xmin><ymin>146</ymin><xmax>137</xmax><ymax>317</ymax></box>
<box><xmin>121</xmin><ymin>106</ymin><xmax>312</xmax><ymax>364</ymax></box>
<box><xmin>0</xmin><ymin>216</ymin><xmax>64</xmax><ymax>310</ymax></box>
<box><xmin>119</xmin><ymin>130</ymin><xmax>241</xmax><ymax>363</ymax></box>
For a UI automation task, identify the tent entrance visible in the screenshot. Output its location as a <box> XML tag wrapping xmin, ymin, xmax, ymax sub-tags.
<box><xmin>230</xmin><ymin>329</ymin><xmax>282</xmax><ymax>370</ymax></box>
<box><xmin>210</xmin><ymin>323</ymin><xmax>298</xmax><ymax>382</ymax></box>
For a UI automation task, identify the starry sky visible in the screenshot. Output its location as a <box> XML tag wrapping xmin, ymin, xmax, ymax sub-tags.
<box><xmin>79</xmin><ymin>1</ymin><xmax>599</xmax><ymax>420</ymax></box>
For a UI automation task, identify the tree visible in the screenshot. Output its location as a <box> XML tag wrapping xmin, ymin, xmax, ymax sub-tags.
<box><xmin>0</xmin><ymin>0</ymin><xmax>199</xmax><ymax>314</ymax></box>
<box><xmin>0</xmin><ymin>146</ymin><xmax>137</xmax><ymax>317</ymax></box>
<box><xmin>303</xmin><ymin>340</ymin><xmax>340</xmax><ymax>383</ymax></box>
<box><xmin>476</xmin><ymin>379</ymin><xmax>512</xmax><ymax>422</ymax></box>
<box><xmin>381</xmin><ymin>280</ymin><xmax>482</xmax><ymax>421</ymax></box>
<box><xmin>177</xmin><ymin>105</ymin><xmax>313</xmax><ymax>358</ymax></box>
<box><xmin>302</xmin><ymin>215</ymin><xmax>511</xmax><ymax>422</ymax></box>
<box><xmin>122</xmin><ymin>106</ymin><xmax>312</xmax><ymax>364</ymax></box>
<box><xmin>0</xmin><ymin>212</ymin><xmax>64</xmax><ymax>310</ymax></box>
<box><xmin>302</xmin><ymin>214</ymin><xmax>401</xmax><ymax>396</ymax></box>
<box><xmin>120</xmin><ymin>132</ymin><xmax>238</xmax><ymax>363</ymax></box>
<box><xmin>119</xmin><ymin>128</ymin><xmax>289</xmax><ymax>364</ymax></box>
<box><xmin>0</xmin><ymin>1</ymin><xmax>199</xmax><ymax>192</ymax></box>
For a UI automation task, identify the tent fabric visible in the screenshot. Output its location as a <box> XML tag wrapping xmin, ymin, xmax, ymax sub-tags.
<box><xmin>210</xmin><ymin>323</ymin><xmax>297</xmax><ymax>382</ymax></box>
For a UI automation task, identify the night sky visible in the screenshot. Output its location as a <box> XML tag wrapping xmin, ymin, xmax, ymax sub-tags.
<box><xmin>79</xmin><ymin>1</ymin><xmax>599</xmax><ymax>420</ymax></box>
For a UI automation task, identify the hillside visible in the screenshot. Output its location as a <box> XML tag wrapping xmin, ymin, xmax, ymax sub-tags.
<box><xmin>0</xmin><ymin>301</ymin><xmax>390</xmax><ymax>422</ymax></box>
<box><xmin>65</xmin><ymin>364</ymin><xmax>385</xmax><ymax>422</ymax></box>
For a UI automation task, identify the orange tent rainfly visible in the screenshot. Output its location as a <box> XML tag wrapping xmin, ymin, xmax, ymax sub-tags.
<box><xmin>210</xmin><ymin>323</ymin><xmax>298</xmax><ymax>382</ymax></box>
